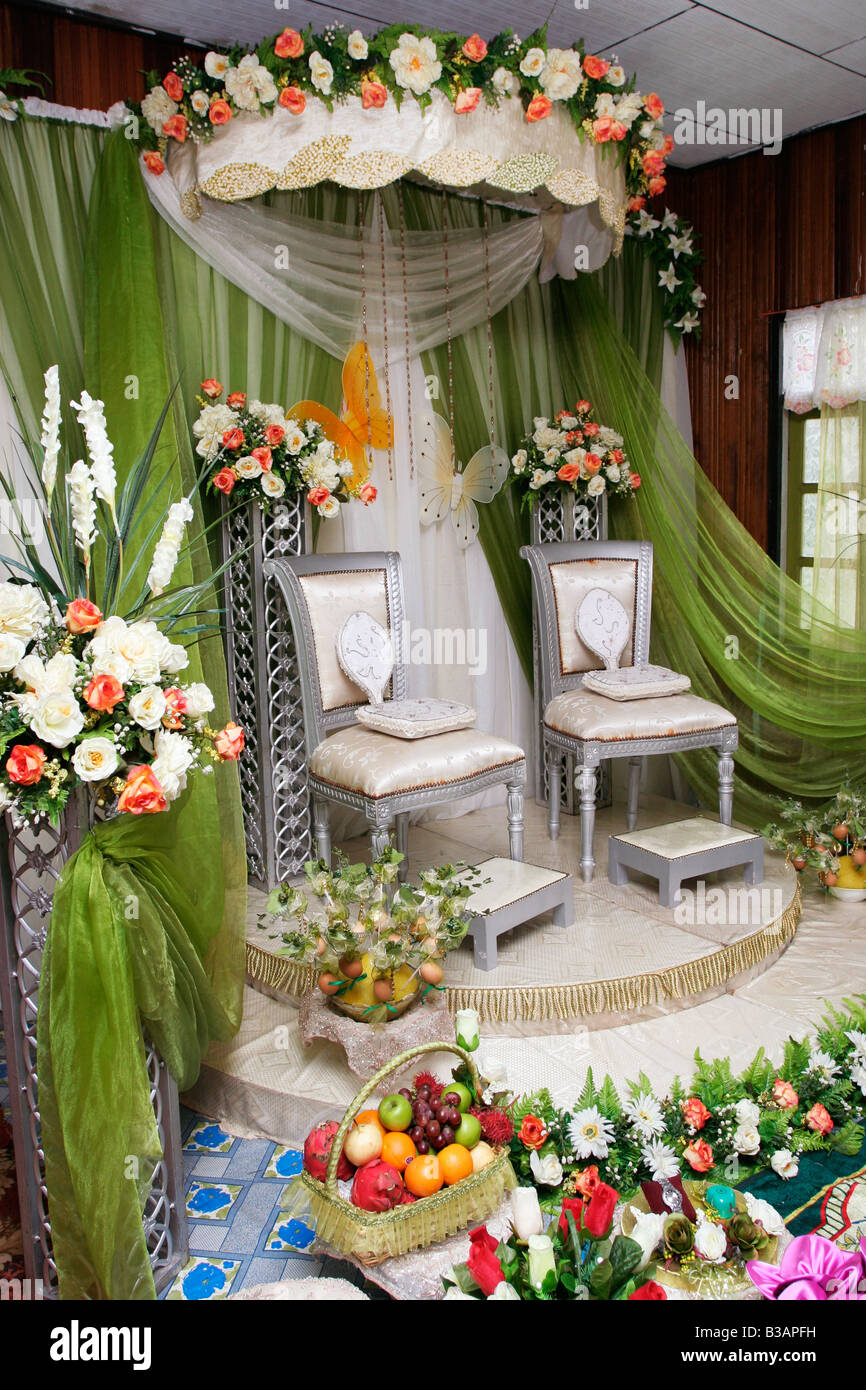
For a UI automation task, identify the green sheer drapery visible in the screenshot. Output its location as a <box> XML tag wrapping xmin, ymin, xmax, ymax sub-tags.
<box><xmin>813</xmin><ymin>402</ymin><xmax>866</xmax><ymax>630</ymax></box>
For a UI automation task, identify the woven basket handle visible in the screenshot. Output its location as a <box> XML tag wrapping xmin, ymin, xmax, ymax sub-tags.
<box><xmin>325</xmin><ymin>1040</ymin><xmax>479</xmax><ymax>1195</ymax></box>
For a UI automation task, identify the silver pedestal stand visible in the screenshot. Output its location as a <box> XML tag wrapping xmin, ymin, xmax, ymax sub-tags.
<box><xmin>0</xmin><ymin>790</ymin><xmax>187</xmax><ymax>1297</ymax></box>
<box><xmin>221</xmin><ymin>498</ymin><xmax>312</xmax><ymax>890</ymax></box>
<box><xmin>530</xmin><ymin>488</ymin><xmax>611</xmax><ymax>814</ymax></box>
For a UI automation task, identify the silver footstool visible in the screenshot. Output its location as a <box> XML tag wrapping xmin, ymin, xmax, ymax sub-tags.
<box><xmin>607</xmin><ymin>816</ymin><xmax>764</xmax><ymax>908</ymax></box>
<box><xmin>462</xmin><ymin>857</ymin><xmax>574</xmax><ymax>971</ymax></box>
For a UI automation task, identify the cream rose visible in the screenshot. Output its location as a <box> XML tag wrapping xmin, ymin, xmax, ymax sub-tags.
<box><xmin>347</xmin><ymin>29</ymin><xmax>369</xmax><ymax>61</ymax></box>
<box><xmin>72</xmin><ymin>736</ymin><xmax>119</xmax><ymax>783</ymax></box>
<box><xmin>694</xmin><ymin>1219</ymin><xmax>727</xmax><ymax>1264</ymax></box>
<box><xmin>540</xmin><ymin>48</ymin><xmax>583</xmax><ymax>101</ymax></box>
<box><xmin>204</xmin><ymin>52</ymin><xmax>230</xmax><ymax>80</ymax></box>
<box><xmin>285</xmin><ymin>426</ymin><xmax>306</xmax><ymax>455</ymax></box>
<box><xmin>128</xmin><ymin>685</ymin><xmax>167</xmax><ymax>730</ymax></box>
<box><xmin>528</xmin><ymin>1150</ymin><xmax>563</xmax><ymax>1187</ymax></box>
<box><xmin>511</xmin><ymin>449</ymin><xmax>528</xmax><ymax>473</ymax></box>
<box><xmin>318</xmin><ymin>495</ymin><xmax>341</xmax><ymax>518</ymax></box>
<box><xmin>492</xmin><ymin>66</ymin><xmax>518</xmax><ymax>96</ymax></box>
<box><xmin>389</xmin><ymin>33</ymin><xmax>442</xmax><ymax>95</ymax></box>
<box><xmin>261</xmin><ymin>473</ymin><xmax>286</xmax><ymax>498</ymax></box>
<box><xmin>151</xmin><ymin>728</ymin><xmax>195</xmax><ymax>802</ymax></box>
<box><xmin>309</xmin><ymin>51</ymin><xmax>334</xmax><ymax>95</ymax></box>
<box><xmin>0</xmin><ymin>634</ymin><xmax>25</xmax><ymax>672</ymax></box>
<box><xmin>141</xmin><ymin>84</ymin><xmax>177</xmax><ymax>133</ymax></box>
<box><xmin>236</xmin><ymin>455</ymin><xmax>263</xmax><ymax>479</ymax></box>
<box><xmin>734</xmin><ymin>1098</ymin><xmax>761</xmax><ymax>1126</ymax></box>
<box><xmin>770</xmin><ymin>1148</ymin><xmax>798</xmax><ymax>1179</ymax></box>
<box><xmin>587</xmin><ymin>475</ymin><xmax>606</xmax><ymax>496</ymax></box>
<box><xmin>190</xmin><ymin>90</ymin><xmax>210</xmax><ymax>116</ymax></box>
<box><xmin>182</xmin><ymin>682</ymin><xmax>215</xmax><ymax>719</ymax></box>
<box><xmin>519</xmin><ymin>47</ymin><xmax>546</xmax><ymax>79</ymax></box>
<box><xmin>733</xmin><ymin>1123</ymin><xmax>761</xmax><ymax>1156</ymax></box>
<box><xmin>0</xmin><ymin>581</ymin><xmax>50</xmax><ymax>642</ymax></box>
<box><xmin>30</xmin><ymin>689</ymin><xmax>85</xmax><ymax>748</ymax></box>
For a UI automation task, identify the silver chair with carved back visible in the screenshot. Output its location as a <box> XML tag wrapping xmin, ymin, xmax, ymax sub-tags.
<box><xmin>264</xmin><ymin>550</ymin><xmax>527</xmax><ymax>876</ymax></box>
<box><xmin>520</xmin><ymin>540</ymin><xmax>738</xmax><ymax>882</ymax></box>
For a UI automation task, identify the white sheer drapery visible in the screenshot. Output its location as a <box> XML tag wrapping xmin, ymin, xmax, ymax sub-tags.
<box><xmin>782</xmin><ymin>296</ymin><xmax>866</xmax><ymax>414</ymax></box>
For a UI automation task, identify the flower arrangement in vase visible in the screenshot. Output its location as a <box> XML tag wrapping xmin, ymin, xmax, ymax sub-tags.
<box><xmin>0</xmin><ymin>366</ymin><xmax>243</xmax><ymax>825</ymax></box>
<box><xmin>266</xmin><ymin>846</ymin><xmax>481</xmax><ymax>1023</ymax></box>
<box><xmin>509</xmin><ymin>399</ymin><xmax>640</xmax><ymax>510</ymax></box>
<box><xmin>765</xmin><ymin>784</ymin><xmax>866</xmax><ymax>899</ymax></box>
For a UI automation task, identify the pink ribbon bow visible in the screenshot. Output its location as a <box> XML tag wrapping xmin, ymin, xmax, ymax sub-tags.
<box><xmin>747</xmin><ymin>1234</ymin><xmax>866</xmax><ymax>1300</ymax></box>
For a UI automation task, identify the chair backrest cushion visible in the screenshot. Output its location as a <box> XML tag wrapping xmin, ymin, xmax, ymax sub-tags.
<box><xmin>549</xmin><ymin>557</ymin><xmax>639</xmax><ymax>675</ymax></box>
<box><xmin>297</xmin><ymin>567</ymin><xmax>393</xmax><ymax>712</ymax></box>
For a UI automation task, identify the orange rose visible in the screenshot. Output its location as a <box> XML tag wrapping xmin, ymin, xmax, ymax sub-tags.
<box><xmin>583</xmin><ymin>453</ymin><xmax>602</xmax><ymax>475</ymax></box>
<box><xmin>251</xmin><ymin>446</ymin><xmax>272</xmax><ymax>472</ymax></box>
<box><xmin>307</xmin><ymin>486</ymin><xmax>330</xmax><ymax>506</ymax></box>
<box><xmin>573</xmin><ymin>1164</ymin><xmax>601</xmax><ymax>1197</ymax></box>
<box><xmin>610</xmin><ymin>449</ymin><xmax>624</xmax><ymax>464</ymax></box>
<box><xmin>526</xmin><ymin>94</ymin><xmax>552</xmax><ymax>123</ymax></box>
<box><xmin>265</xmin><ymin>424</ymin><xmax>286</xmax><ymax>446</ymax></box>
<box><xmin>455</xmin><ymin>87</ymin><xmax>482</xmax><ymax>114</ymax></box>
<box><xmin>683</xmin><ymin>1139</ymin><xmax>713</xmax><ymax>1173</ymax></box>
<box><xmin>583</xmin><ymin>421</ymin><xmax>600</xmax><ymax>436</ymax></box>
<box><xmin>279</xmin><ymin>86</ymin><xmax>306</xmax><ymax>114</ymax></box>
<box><xmin>162</xmin><ymin>686</ymin><xmax>188</xmax><ymax>730</ymax></box>
<box><xmin>361</xmin><ymin>81</ymin><xmax>387</xmax><ymax>110</ymax></box>
<box><xmin>610</xmin><ymin>121</ymin><xmax>627</xmax><ymax>141</ymax></box>
<box><xmin>576</xmin><ymin>399</ymin><xmax>592</xmax><ymax>413</ymax></box>
<box><xmin>629</xmin><ymin>473</ymin><xmax>641</xmax><ymax>490</ymax></box>
<box><xmin>644</xmin><ymin>92</ymin><xmax>664</xmax><ymax>120</ymax></box>
<box><xmin>201</xmin><ymin>378</ymin><xmax>222</xmax><ymax>399</ymax></box>
<box><xmin>6</xmin><ymin>744</ymin><xmax>46</xmax><ymax>786</ymax></box>
<box><xmin>592</xmin><ymin>116</ymin><xmax>613</xmax><ymax>142</ymax></box>
<box><xmin>162</xmin><ymin>114</ymin><xmax>187</xmax><ymax>143</ymax></box>
<box><xmin>805</xmin><ymin>1103</ymin><xmax>833</xmax><ymax>1135</ymax></box>
<box><xmin>274</xmin><ymin>27</ymin><xmax>304</xmax><ymax>59</ymax></box>
<box><xmin>209</xmin><ymin>99</ymin><xmax>232</xmax><ymax>126</ymax></box>
<box><xmin>359</xmin><ymin>483</ymin><xmax>377</xmax><ymax>505</ymax></box>
<box><xmin>214</xmin><ymin>721</ymin><xmax>244</xmax><ymax>761</ymax></box>
<box><xmin>582</xmin><ymin>55</ymin><xmax>610</xmax><ymax>80</ymax></box>
<box><xmin>143</xmin><ymin>151</ymin><xmax>166</xmax><ymax>176</ymax></box>
<box><xmin>65</xmin><ymin>597</ymin><xmax>102</xmax><ymax>634</ymax></box>
<box><xmin>681</xmin><ymin>1097</ymin><xmax>712</xmax><ymax>1130</ymax></box>
<box><xmin>628</xmin><ymin>195</ymin><xmax>646</xmax><ymax>212</ymax></box>
<box><xmin>226</xmin><ymin>391</ymin><xmax>246</xmax><ymax>408</ymax></box>
<box><xmin>643</xmin><ymin>149</ymin><xmax>665</xmax><ymax>177</ymax></box>
<box><xmin>772</xmin><ymin>1078</ymin><xmax>799</xmax><ymax>1110</ymax></box>
<box><xmin>557</xmin><ymin>462</ymin><xmax>582</xmax><ymax>483</ymax></box>
<box><xmin>565</xmin><ymin>430</ymin><xmax>583</xmax><ymax>446</ymax></box>
<box><xmin>518</xmin><ymin>1115</ymin><xmax>548</xmax><ymax>1150</ymax></box>
<box><xmin>648</xmin><ymin>176</ymin><xmax>666</xmax><ymax>198</ymax></box>
<box><xmin>163</xmin><ymin>72</ymin><xmax>184</xmax><ymax>102</ymax></box>
<box><xmin>663</xmin><ymin>134</ymin><xmax>675</xmax><ymax>155</ymax></box>
<box><xmin>84</xmin><ymin>674</ymin><xmax>125</xmax><ymax>712</ymax></box>
<box><xmin>118</xmin><ymin>765</ymin><xmax>167</xmax><ymax>815</ymax></box>
<box><xmin>213</xmin><ymin>468</ymin><xmax>236</xmax><ymax>495</ymax></box>
<box><xmin>462</xmin><ymin>34</ymin><xmax>488</xmax><ymax>62</ymax></box>
<box><xmin>222</xmin><ymin>428</ymin><xmax>245</xmax><ymax>450</ymax></box>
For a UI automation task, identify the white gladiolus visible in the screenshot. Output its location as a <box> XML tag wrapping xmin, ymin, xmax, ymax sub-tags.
<box><xmin>67</xmin><ymin>459</ymin><xmax>97</xmax><ymax>567</ymax></box>
<box><xmin>147</xmin><ymin>498</ymin><xmax>194</xmax><ymax>596</ymax></box>
<box><xmin>40</xmin><ymin>365</ymin><xmax>61</xmax><ymax>502</ymax></box>
<box><xmin>70</xmin><ymin>391</ymin><xmax>118</xmax><ymax>528</ymax></box>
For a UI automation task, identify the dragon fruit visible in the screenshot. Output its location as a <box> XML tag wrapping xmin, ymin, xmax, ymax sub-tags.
<box><xmin>303</xmin><ymin>1121</ymin><xmax>354</xmax><ymax>1183</ymax></box>
<box><xmin>351</xmin><ymin>1159</ymin><xmax>405</xmax><ymax>1212</ymax></box>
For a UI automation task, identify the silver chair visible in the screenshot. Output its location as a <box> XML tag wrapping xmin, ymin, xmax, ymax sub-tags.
<box><xmin>520</xmin><ymin>540</ymin><xmax>738</xmax><ymax>882</ymax></box>
<box><xmin>264</xmin><ymin>550</ymin><xmax>526</xmax><ymax>872</ymax></box>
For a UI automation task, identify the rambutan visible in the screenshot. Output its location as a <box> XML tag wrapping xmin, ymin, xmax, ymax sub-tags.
<box><xmin>471</xmin><ymin>1105</ymin><xmax>514</xmax><ymax>1146</ymax></box>
<box><xmin>413</xmin><ymin>1069</ymin><xmax>444</xmax><ymax>1102</ymax></box>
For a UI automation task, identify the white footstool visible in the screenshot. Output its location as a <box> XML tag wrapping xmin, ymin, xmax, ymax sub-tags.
<box><xmin>461</xmin><ymin>857</ymin><xmax>574</xmax><ymax>971</ymax></box>
<box><xmin>607</xmin><ymin>817</ymin><xmax>764</xmax><ymax>908</ymax></box>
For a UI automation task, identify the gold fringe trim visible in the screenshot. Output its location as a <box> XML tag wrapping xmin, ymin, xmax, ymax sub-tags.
<box><xmin>246</xmin><ymin>882</ymin><xmax>802</xmax><ymax>1027</ymax></box>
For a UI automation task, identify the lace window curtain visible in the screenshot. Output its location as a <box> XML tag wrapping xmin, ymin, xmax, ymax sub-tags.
<box><xmin>782</xmin><ymin>296</ymin><xmax>866</xmax><ymax>413</ymax></box>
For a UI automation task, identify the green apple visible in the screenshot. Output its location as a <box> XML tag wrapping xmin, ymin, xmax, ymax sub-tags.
<box><xmin>377</xmin><ymin>1093</ymin><xmax>413</xmax><ymax>1132</ymax></box>
<box><xmin>440</xmin><ymin>1082</ymin><xmax>473</xmax><ymax>1114</ymax></box>
<box><xmin>453</xmin><ymin>1112</ymin><xmax>482</xmax><ymax>1149</ymax></box>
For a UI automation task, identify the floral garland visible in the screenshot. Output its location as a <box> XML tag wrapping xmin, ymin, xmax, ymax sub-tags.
<box><xmin>193</xmin><ymin>380</ymin><xmax>376</xmax><ymax>516</ymax></box>
<box><xmin>627</xmin><ymin>206</ymin><xmax>705</xmax><ymax>337</ymax></box>
<box><xmin>508</xmin><ymin>399</ymin><xmax>640</xmax><ymax>507</ymax></box>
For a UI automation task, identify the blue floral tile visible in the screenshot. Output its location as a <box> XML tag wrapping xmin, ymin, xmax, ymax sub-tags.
<box><xmin>265</xmin><ymin>1215</ymin><xmax>316</xmax><ymax>1252</ymax></box>
<box><xmin>184</xmin><ymin>1122</ymin><xmax>233</xmax><ymax>1154</ymax></box>
<box><xmin>264</xmin><ymin>1146</ymin><xmax>303</xmax><ymax>1181</ymax></box>
<box><xmin>185</xmin><ymin>1180</ymin><xmax>243</xmax><ymax>1220</ymax></box>
<box><xmin>166</xmin><ymin>1257</ymin><xmax>242</xmax><ymax>1301</ymax></box>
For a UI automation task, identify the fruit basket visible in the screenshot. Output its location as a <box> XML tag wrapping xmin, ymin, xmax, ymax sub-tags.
<box><xmin>282</xmin><ymin>1042</ymin><xmax>517</xmax><ymax>1265</ymax></box>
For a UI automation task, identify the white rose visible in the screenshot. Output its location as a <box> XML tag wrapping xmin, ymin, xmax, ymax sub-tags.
<box><xmin>204</xmin><ymin>52</ymin><xmax>230</xmax><ymax>80</ymax></box>
<box><xmin>128</xmin><ymin>685</ymin><xmax>167</xmax><ymax>730</ymax></box>
<box><xmin>225</xmin><ymin>53</ymin><xmax>276</xmax><ymax>110</ymax></box>
<box><xmin>564</xmin><ymin>447</ymin><xmax>586</xmax><ymax>467</ymax></box>
<box><xmin>770</xmin><ymin>1148</ymin><xmax>798</xmax><ymax>1180</ymax></box>
<box><xmin>529</xmin><ymin>1150</ymin><xmax>563</xmax><ymax>1187</ymax></box>
<box><xmin>511</xmin><ymin>449</ymin><xmax>528</xmax><ymax>473</ymax></box>
<box><xmin>543</xmin><ymin>448</ymin><xmax>561</xmax><ymax>466</ymax></box>
<box><xmin>608</xmin><ymin>64</ymin><xmax>626</xmax><ymax>87</ymax></box>
<box><xmin>605</xmin><ymin>464</ymin><xmax>621</xmax><ymax>482</ymax></box>
<box><xmin>318</xmin><ymin>495</ymin><xmax>341</xmax><ymax>518</ymax></box>
<box><xmin>347</xmin><ymin>29</ymin><xmax>369</xmax><ymax>61</ymax></box>
<box><xmin>151</xmin><ymin>728</ymin><xmax>194</xmax><ymax>802</ymax></box>
<box><xmin>529</xmin><ymin>469</ymin><xmax>556</xmax><ymax>490</ymax></box>
<box><xmin>389</xmin><ymin>33</ymin><xmax>442</xmax><ymax>95</ymax></box>
<box><xmin>89</xmin><ymin>617</ymin><xmax>163</xmax><ymax>682</ymax></box>
<box><xmin>159</xmin><ymin>643</ymin><xmax>189</xmax><ymax>675</ymax></box>
<box><xmin>0</xmin><ymin>581</ymin><xmax>49</xmax><ymax>642</ymax></box>
<box><xmin>309</xmin><ymin>51</ymin><xmax>334</xmax><ymax>95</ymax></box>
<box><xmin>559</xmin><ymin>413</ymin><xmax>578</xmax><ymax>430</ymax></box>
<box><xmin>72</xmin><ymin>736</ymin><xmax>119</xmax><ymax>783</ymax></box>
<box><xmin>627</xmin><ymin>1208</ymin><xmax>665</xmax><ymax>1270</ymax></box>
<box><xmin>587</xmin><ymin>475</ymin><xmax>606</xmax><ymax>496</ymax></box>
<box><xmin>595</xmin><ymin>92</ymin><xmax>616</xmax><ymax>119</ymax></box>
<box><xmin>141</xmin><ymin>84</ymin><xmax>177</xmax><ymax>133</ymax></box>
<box><xmin>16</xmin><ymin>651</ymin><xmax>78</xmax><ymax>696</ymax></box>
<box><xmin>442</xmin><ymin>1285</ymin><xmax>475</xmax><ymax>1300</ymax></box>
<box><xmin>236</xmin><ymin>455</ymin><xmax>262</xmax><ymax>479</ymax></box>
<box><xmin>532</xmin><ymin>415</ymin><xmax>550</xmax><ymax>430</ymax></box>
<box><xmin>285</xmin><ymin>427</ymin><xmax>306</xmax><ymax>455</ymax></box>
<box><xmin>89</xmin><ymin>649</ymin><xmax>133</xmax><ymax>684</ymax></box>
<box><xmin>30</xmin><ymin>689</ymin><xmax>85</xmax><ymax>748</ymax></box>
<box><xmin>540</xmin><ymin>48</ymin><xmax>583</xmax><ymax>101</ymax></box>
<box><xmin>734</xmin><ymin>1098</ymin><xmax>761</xmax><ymax>1126</ymax></box>
<box><xmin>519</xmin><ymin>47</ymin><xmax>546</xmax><ymax>79</ymax></box>
<box><xmin>487</xmin><ymin>1281</ymin><xmax>521</xmax><ymax>1301</ymax></box>
<box><xmin>733</xmin><ymin>1123</ymin><xmax>760</xmax><ymax>1156</ymax></box>
<box><xmin>0</xmin><ymin>635</ymin><xmax>25</xmax><ymax>672</ymax></box>
<box><xmin>190</xmin><ymin>90</ymin><xmax>210</xmax><ymax>115</ymax></box>
<box><xmin>743</xmin><ymin>1193</ymin><xmax>786</xmax><ymax>1237</ymax></box>
<box><xmin>492</xmin><ymin>66</ymin><xmax>518</xmax><ymax>95</ymax></box>
<box><xmin>694</xmin><ymin>1218</ymin><xmax>727</xmax><ymax>1264</ymax></box>
<box><xmin>261</xmin><ymin>473</ymin><xmax>286</xmax><ymax>499</ymax></box>
<box><xmin>182</xmin><ymin>682</ymin><xmax>215</xmax><ymax>719</ymax></box>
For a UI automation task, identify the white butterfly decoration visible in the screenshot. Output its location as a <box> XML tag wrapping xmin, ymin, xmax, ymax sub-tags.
<box><xmin>418</xmin><ymin>412</ymin><xmax>509</xmax><ymax>548</ymax></box>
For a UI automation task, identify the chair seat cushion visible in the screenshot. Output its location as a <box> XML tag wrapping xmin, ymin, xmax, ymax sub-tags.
<box><xmin>543</xmin><ymin>689</ymin><xmax>736</xmax><ymax>743</ymax></box>
<box><xmin>309</xmin><ymin>725</ymin><xmax>524</xmax><ymax>799</ymax></box>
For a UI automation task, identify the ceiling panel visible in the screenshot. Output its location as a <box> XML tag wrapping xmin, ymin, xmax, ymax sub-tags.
<box><xmin>824</xmin><ymin>38</ymin><xmax>866</xmax><ymax>76</ymax></box>
<box><xmin>546</xmin><ymin>0</ymin><xmax>695</xmax><ymax>53</ymax></box>
<box><xmin>695</xmin><ymin>1</ymin><xmax>866</xmax><ymax>57</ymax></box>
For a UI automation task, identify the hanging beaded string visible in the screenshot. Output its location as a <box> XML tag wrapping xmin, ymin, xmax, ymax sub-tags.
<box><xmin>376</xmin><ymin>193</ymin><xmax>395</xmax><ymax>482</ymax></box>
<box><xmin>441</xmin><ymin>188</ymin><xmax>456</xmax><ymax>467</ymax></box>
<box><xmin>396</xmin><ymin>181</ymin><xmax>415</xmax><ymax>479</ymax></box>
<box><xmin>482</xmin><ymin>198</ymin><xmax>497</xmax><ymax>449</ymax></box>
<box><xmin>357</xmin><ymin>191</ymin><xmax>372</xmax><ymax>472</ymax></box>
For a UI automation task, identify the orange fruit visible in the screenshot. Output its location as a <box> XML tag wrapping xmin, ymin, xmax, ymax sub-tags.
<box><xmin>404</xmin><ymin>1153</ymin><xmax>444</xmax><ymax>1198</ymax></box>
<box><xmin>381</xmin><ymin>1131</ymin><xmax>417</xmax><ymax>1173</ymax></box>
<box><xmin>438</xmin><ymin>1144</ymin><xmax>474</xmax><ymax>1186</ymax></box>
<box><xmin>356</xmin><ymin>1109</ymin><xmax>386</xmax><ymax>1136</ymax></box>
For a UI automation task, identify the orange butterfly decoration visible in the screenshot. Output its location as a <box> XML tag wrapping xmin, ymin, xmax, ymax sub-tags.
<box><xmin>290</xmin><ymin>342</ymin><xmax>394</xmax><ymax>490</ymax></box>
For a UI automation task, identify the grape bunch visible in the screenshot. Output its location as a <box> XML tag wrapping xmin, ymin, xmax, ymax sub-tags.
<box><xmin>400</xmin><ymin>1084</ymin><xmax>463</xmax><ymax>1153</ymax></box>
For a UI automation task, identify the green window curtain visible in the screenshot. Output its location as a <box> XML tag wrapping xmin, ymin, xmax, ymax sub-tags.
<box><xmin>811</xmin><ymin>402</ymin><xmax>866</xmax><ymax>629</ymax></box>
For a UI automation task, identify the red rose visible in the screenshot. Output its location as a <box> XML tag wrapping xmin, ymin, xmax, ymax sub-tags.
<box><xmin>265</xmin><ymin>424</ymin><xmax>286</xmax><ymax>446</ymax></box>
<box><xmin>610</xmin><ymin>449</ymin><xmax>624</xmax><ymax>464</ymax></box>
<box><xmin>226</xmin><ymin>391</ymin><xmax>246</xmax><ymax>408</ymax></box>
<box><xmin>583</xmin><ymin>55</ymin><xmax>610</xmax><ymax>80</ymax></box>
<box><xmin>462</xmin><ymin>34</ymin><xmax>488</xmax><ymax>62</ymax></box>
<box><xmin>455</xmin><ymin>87</ymin><xmax>482</xmax><ymax>115</ymax></box>
<box><xmin>361</xmin><ymin>81</ymin><xmax>387</xmax><ymax>110</ymax></box>
<box><xmin>526</xmin><ymin>94</ymin><xmax>552</xmax><ymax>123</ymax></box>
<box><xmin>163</xmin><ymin>72</ymin><xmax>184</xmax><ymax>102</ymax></box>
<box><xmin>576</xmin><ymin>399</ymin><xmax>592</xmax><ymax>413</ymax></box>
<box><xmin>307</xmin><ymin>486</ymin><xmax>330</xmax><ymax>507</ymax></box>
<box><xmin>610</xmin><ymin>121</ymin><xmax>627</xmax><ymax>142</ymax></box>
<box><xmin>582</xmin><ymin>1181</ymin><xmax>618</xmax><ymax>1238</ymax></box>
<box><xmin>279</xmin><ymin>87</ymin><xmax>306</xmax><ymax>114</ymax></box>
<box><xmin>466</xmin><ymin>1226</ymin><xmax>503</xmax><ymax>1295</ymax></box>
<box><xmin>274</xmin><ymin>27</ymin><xmax>304</xmax><ymax>59</ymax></box>
<box><xmin>583</xmin><ymin>421</ymin><xmax>600</xmax><ymax>436</ymax></box>
<box><xmin>644</xmin><ymin>93</ymin><xmax>664</xmax><ymax>121</ymax></box>
<box><xmin>200</xmin><ymin>378</ymin><xmax>222</xmax><ymax>399</ymax></box>
<box><xmin>573</xmin><ymin>1164</ymin><xmax>601</xmax><ymax>1197</ymax></box>
<box><xmin>117</xmin><ymin>765</ymin><xmax>166</xmax><ymax>815</ymax></box>
<box><xmin>681</xmin><ymin>1097</ymin><xmax>712</xmax><ymax>1131</ymax></box>
<box><xmin>663</xmin><ymin>134</ymin><xmax>675</xmax><ymax>155</ymax></box>
<box><xmin>683</xmin><ymin>1139</ymin><xmax>714</xmax><ymax>1173</ymax></box>
<box><xmin>251</xmin><ymin>446</ymin><xmax>273</xmax><ymax>472</ymax></box>
<box><xmin>518</xmin><ymin>1115</ymin><xmax>548</xmax><ymax>1150</ymax></box>
<box><xmin>565</xmin><ymin>430</ymin><xmax>584</xmax><ymax>446</ymax></box>
<box><xmin>213</xmin><ymin>468</ymin><xmax>236</xmax><ymax>495</ymax></box>
<box><xmin>558</xmin><ymin>1195</ymin><xmax>585</xmax><ymax>1239</ymax></box>
<box><xmin>84</xmin><ymin>674</ymin><xmax>124</xmax><ymax>712</ymax></box>
<box><xmin>222</xmin><ymin>428</ymin><xmax>245</xmax><ymax>451</ymax></box>
<box><xmin>143</xmin><ymin>151</ymin><xmax>165</xmax><ymax>176</ymax></box>
<box><xmin>629</xmin><ymin>1280</ymin><xmax>667</xmax><ymax>1300</ymax></box>
<box><xmin>162</xmin><ymin>114</ymin><xmax>187</xmax><ymax>143</ymax></box>
<box><xmin>6</xmin><ymin>744</ymin><xmax>46</xmax><ymax>786</ymax></box>
<box><xmin>65</xmin><ymin>597</ymin><xmax>102</xmax><ymax>634</ymax></box>
<box><xmin>209</xmin><ymin>99</ymin><xmax>232</xmax><ymax>126</ymax></box>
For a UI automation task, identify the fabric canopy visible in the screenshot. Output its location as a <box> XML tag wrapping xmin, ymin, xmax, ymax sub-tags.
<box><xmin>783</xmin><ymin>296</ymin><xmax>866</xmax><ymax>413</ymax></box>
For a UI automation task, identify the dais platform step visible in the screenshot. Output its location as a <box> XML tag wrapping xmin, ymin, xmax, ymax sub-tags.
<box><xmin>461</xmin><ymin>857</ymin><xmax>573</xmax><ymax>972</ymax></box>
<box><xmin>607</xmin><ymin>816</ymin><xmax>764</xmax><ymax>908</ymax></box>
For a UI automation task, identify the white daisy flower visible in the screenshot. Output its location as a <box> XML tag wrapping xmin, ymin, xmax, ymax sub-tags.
<box><xmin>642</xmin><ymin>1139</ymin><xmax>679</xmax><ymax>1181</ymax></box>
<box><xmin>624</xmin><ymin>1091</ymin><xmax>665</xmax><ymax>1139</ymax></box>
<box><xmin>569</xmin><ymin>1106</ymin><xmax>615</xmax><ymax>1160</ymax></box>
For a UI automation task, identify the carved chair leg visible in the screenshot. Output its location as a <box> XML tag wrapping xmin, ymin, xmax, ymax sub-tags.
<box><xmin>626</xmin><ymin>756</ymin><xmax>642</xmax><ymax>831</ymax></box>
<box><xmin>547</xmin><ymin>748</ymin><xmax>563</xmax><ymax>842</ymax></box>
<box><xmin>312</xmin><ymin>796</ymin><xmax>332</xmax><ymax>867</ymax></box>
<box><xmin>370</xmin><ymin>820</ymin><xmax>394</xmax><ymax>860</ymax></box>
<box><xmin>395</xmin><ymin>813</ymin><xmax>410</xmax><ymax>881</ymax></box>
<box><xmin>718</xmin><ymin>751</ymin><xmax>735</xmax><ymax>826</ymax></box>
<box><xmin>577</xmin><ymin>765</ymin><xmax>597</xmax><ymax>883</ymax></box>
<box><xmin>506</xmin><ymin>780</ymin><xmax>525</xmax><ymax>862</ymax></box>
